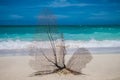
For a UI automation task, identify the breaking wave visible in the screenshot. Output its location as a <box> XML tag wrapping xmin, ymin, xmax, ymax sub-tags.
<box><xmin>0</xmin><ymin>39</ymin><xmax>120</xmax><ymax>50</ymax></box>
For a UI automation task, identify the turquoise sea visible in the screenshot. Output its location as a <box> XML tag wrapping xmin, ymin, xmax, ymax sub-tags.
<box><xmin>0</xmin><ymin>25</ymin><xmax>120</xmax><ymax>56</ymax></box>
<box><xmin>0</xmin><ymin>25</ymin><xmax>120</xmax><ymax>41</ymax></box>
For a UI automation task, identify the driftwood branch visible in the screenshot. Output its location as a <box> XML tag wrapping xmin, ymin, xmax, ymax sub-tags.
<box><xmin>29</xmin><ymin>8</ymin><xmax>93</xmax><ymax>76</ymax></box>
<box><xmin>47</xmin><ymin>32</ymin><xmax>58</xmax><ymax>65</ymax></box>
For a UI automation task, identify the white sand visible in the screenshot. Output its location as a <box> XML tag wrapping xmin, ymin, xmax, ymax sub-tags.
<box><xmin>0</xmin><ymin>54</ymin><xmax>120</xmax><ymax>80</ymax></box>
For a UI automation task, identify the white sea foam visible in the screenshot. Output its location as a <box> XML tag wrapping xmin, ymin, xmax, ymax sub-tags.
<box><xmin>0</xmin><ymin>39</ymin><xmax>120</xmax><ymax>50</ymax></box>
<box><xmin>65</xmin><ymin>39</ymin><xmax>120</xmax><ymax>48</ymax></box>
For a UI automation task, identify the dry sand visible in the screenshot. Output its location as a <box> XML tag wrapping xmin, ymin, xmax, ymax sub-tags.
<box><xmin>0</xmin><ymin>54</ymin><xmax>120</xmax><ymax>80</ymax></box>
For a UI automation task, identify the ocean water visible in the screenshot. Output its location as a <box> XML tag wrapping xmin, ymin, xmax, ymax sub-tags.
<box><xmin>0</xmin><ymin>25</ymin><xmax>120</xmax><ymax>55</ymax></box>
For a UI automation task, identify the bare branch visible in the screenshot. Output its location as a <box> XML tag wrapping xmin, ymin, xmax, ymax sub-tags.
<box><xmin>29</xmin><ymin>8</ymin><xmax>93</xmax><ymax>76</ymax></box>
<box><xmin>47</xmin><ymin>32</ymin><xmax>57</xmax><ymax>64</ymax></box>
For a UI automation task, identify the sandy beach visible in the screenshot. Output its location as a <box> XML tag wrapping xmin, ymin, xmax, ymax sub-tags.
<box><xmin>0</xmin><ymin>54</ymin><xmax>120</xmax><ymax>80</ymax></box>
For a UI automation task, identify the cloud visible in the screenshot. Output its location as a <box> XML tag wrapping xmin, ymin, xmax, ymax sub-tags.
<box><xmin>88</xmin><ymin>16</ymin><xmax>107</xmax><ymax>20</ymax></box>
<box><xmin>88</xmin><ymin>11</ymin><xmax>109</xmax><ymax>20</ymax></box>
<box><xmin>91</xmin><ymin>11</ymin><xmax>108</xmax><ymax>16</ymax></box>
<box><xmin>69</xmin><ymin>11</ymin><xmax>85</xmax><ymax>14</ymax></box>
<box><xmin>22</xmin><ymin>0</ymin><xmax>120</xmax><ymax>9</ymax></box>
<box><xmin>46</xmin><ymin>0</ymin><xmax>95</xmax><ymax>7</ymax></box>
<box><xmin>49</xmin><ymin>0</ymin><xmax>70</xmax><ymax>7</ymax></box>
<box><xmin>10</xmin><ymin>14</ymin><xmax>23</xmax><ymax>19</ymax></box>
<box><xmin>36</xmin><ymin>14</ymin><xmax>69</xmax><ymax>19</ymax></box>
<box><xmin>55</xmin><ymin>15</ymin><xmax>69</xmax><ymax>18</ymax></box>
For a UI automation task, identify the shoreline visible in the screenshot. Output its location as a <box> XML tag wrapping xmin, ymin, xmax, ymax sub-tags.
<box><xmin>0</xmin><ymin>47</ymin><xmax>120</xmax><ymax>56</ymax></box>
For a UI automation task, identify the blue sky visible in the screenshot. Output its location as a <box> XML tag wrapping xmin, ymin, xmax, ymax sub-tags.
<box><xmin>0</xmin><ymin>0</ymin><xmax>120</xmax><ymax>25</ymax></box>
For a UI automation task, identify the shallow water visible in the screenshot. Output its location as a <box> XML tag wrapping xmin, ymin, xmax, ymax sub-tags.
<box><xmin>0</xmin><ymin>25</ymin><xmax>120</xmax><ymax>56</ymax></box>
